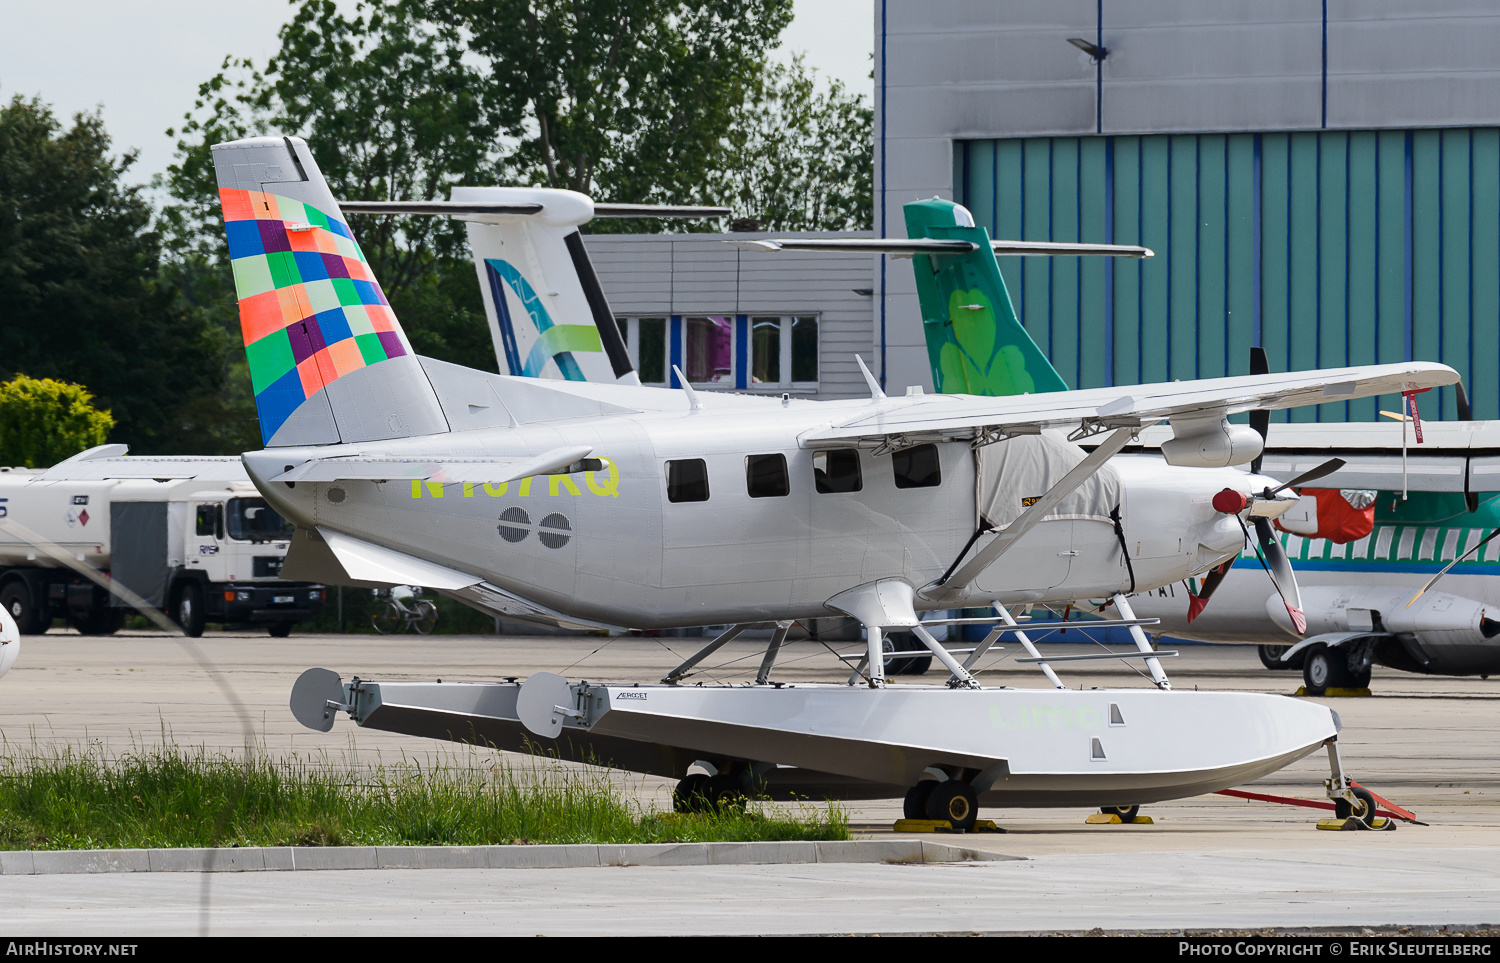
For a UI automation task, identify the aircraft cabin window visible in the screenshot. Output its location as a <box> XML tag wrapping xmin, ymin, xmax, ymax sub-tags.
<box><xmin>745</xmin><ymin>454</ymin><xmax>789</xmax><ymax>498</ymax></box>
<box><xmin>892</xmin><ymin>444</ymin><xmax>942</xmax><ymax>489</ymax></box>
<box><xmin>666</xmin><ymin>459</ymin><xmax>710</xmax><ymax>503</ymax></box>
<box><xmin>813</xmin><ymin>449</ymin><xmax>862</xmax><ymax>493</ymax></box>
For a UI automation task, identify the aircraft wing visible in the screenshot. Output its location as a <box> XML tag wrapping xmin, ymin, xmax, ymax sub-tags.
<box><xmin>1132</xmin><ymin>420</ymin><xmax>1500</xmax><ymax>491</ymax></box>
<box><xmin>801</xmin><ymin>363</ymin><xmax>1458</xmax><ymax>448</ymax></box>
<box><xmin>272</xmin><ymin>445</ymin><xmax>595</xmax><ymax>484</ymax></box>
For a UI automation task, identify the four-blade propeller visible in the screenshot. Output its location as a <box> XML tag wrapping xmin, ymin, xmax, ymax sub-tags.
<box><xmin>1186</xmin><ymin>348</ymin><xmax>1346</xmax><ymax>634</ymax></box>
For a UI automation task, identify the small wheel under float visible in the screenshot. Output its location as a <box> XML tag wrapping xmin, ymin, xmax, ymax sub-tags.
<box><xmin>924</xmin><ymin>780</ymin><xmax>979</xmax><ymax>832</ymax></box>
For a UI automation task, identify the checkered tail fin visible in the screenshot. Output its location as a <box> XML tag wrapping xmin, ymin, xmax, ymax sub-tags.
<box><xmin>212</xmin><ymin>135</ymin><xmax>449</xmax><ymax>447</ymax></box>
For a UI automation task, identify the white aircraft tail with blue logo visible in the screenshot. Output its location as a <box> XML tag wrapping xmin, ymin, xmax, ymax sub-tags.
<box><xmin>341</xmin><ymin>193</ymin><xmax>727</xmax><ymax>384</ymax></box>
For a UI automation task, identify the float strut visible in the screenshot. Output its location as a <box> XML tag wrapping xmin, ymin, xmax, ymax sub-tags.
<box><xmin>1112</xmin><ymin>593</ymin><xmax>1171</xmax><ymax>689</ymax></box>
<box><xmin>755</xmin><ymin>621</ymin><xmax>794</xmax><ymax>684</ymax></box>
<box><xmin>663</xmin><ymin>623</ymin><xmax>750</xmax><ymax>683</ymax></box>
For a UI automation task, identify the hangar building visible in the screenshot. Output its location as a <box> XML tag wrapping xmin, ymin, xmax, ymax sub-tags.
<box><xmin>595</xmin><ymin>2</ymin><xmax>1500</xmax><ymax>422</ymax></box>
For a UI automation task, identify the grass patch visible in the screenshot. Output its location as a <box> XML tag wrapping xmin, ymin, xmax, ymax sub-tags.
<box><xmin>0</xmin><ymin>739</ymin><xmax>849</xmax><ymax>850</ymax></box>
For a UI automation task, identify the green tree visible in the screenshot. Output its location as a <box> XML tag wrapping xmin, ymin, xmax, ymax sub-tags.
<box><xmin>161</xmin><ymin>0</ymin><xmax>869</xmax><ymax>400</ymax></box>
<box><xmin>0</xmin><ymin>95</ymin><xmax>225</xmax><ymax>454</ymax></box>
<box><xmin>714</xmin><ymin>56</ymin><xmax>873</xmax><ymax>231</ymax></box>
<box><xmin>159</xmin><ymin>0</ymin><xmax>499</xmax><ymax>375</ymax></box>
<box><xmin>0</xmin><ymin>375</ymin><xmax>115</xmax><ymax>468</ymax></box>
<box><xmin>434</xmin><ymin>0</ymin><xmax>793</xmax><ymax>206</ymax></box>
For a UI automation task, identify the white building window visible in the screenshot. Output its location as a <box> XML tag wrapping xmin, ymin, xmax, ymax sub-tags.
<box><xmin>617</xmin><ymin>317</ymin><xmax>668</xmax><ymax>385</ymax></box>
<box><xmin>751</xmin><ymin>315</ymin><xmax>818</xmax><ymax>388</ymax></box>
<box><xmin>617</xmin><ymin>314</ymin><xmax>819</xmax><ymax>390</ymax></box>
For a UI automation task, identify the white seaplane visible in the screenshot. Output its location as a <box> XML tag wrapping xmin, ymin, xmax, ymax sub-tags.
<box><xmin>214</xmin><ymin>135</ymin><xmax>1453</xmax><ymax>828</ymax></box>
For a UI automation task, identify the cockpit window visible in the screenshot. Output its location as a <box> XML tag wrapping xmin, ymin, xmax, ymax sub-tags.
<box><xmin>893</xmin><ymin>444</ymin><xmax>941</xmax><ymax>489</ymax></box>
<box><xmin>226</xmin><ymin>497</ymin><xmax>295</xmax><ymax>542</ymax></box>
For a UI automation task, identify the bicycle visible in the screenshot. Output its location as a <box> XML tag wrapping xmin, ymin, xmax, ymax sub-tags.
<box><xmin>371</xmin><ymin>585</ymin><xmax>438</xmax><ymax>635</ymax></box>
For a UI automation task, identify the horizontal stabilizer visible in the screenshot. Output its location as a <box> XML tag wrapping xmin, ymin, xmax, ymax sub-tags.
<box><xmin>339</xmin><ymin>199</ymin><xmax>727</xmax><ymax>219</ymax></box>
<box><xmin>318</xmin><ymin>527</ymin><xmax>481</xmax><ymax>591</ymax></box>
<box><xmin>990</xmin><ymin>240</ymin><xmax>1152</xmax><ymax>258</ymax></box>
<box><xmin>37</xmin><ymin>456</ymin><xmax>248</xmax><ymax>482</ymax></box>
<box><xmin>273</xmin><ymin>444</ymin><xmax>595</xmax><ymax>484</ymax></box>
<box><xmin>729</xmin><ymin>238</ymin><xmax>1152</xmax><ymax>258</ymax></box>
<box><xmin>341</xmin><ymin>200</ymin><xmax>544</xmax><ymax>216</ymax></box>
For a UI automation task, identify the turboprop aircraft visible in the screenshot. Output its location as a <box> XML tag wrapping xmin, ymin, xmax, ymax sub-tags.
<box><xmin>744</xmin><ymin>206</ymin><xmax>1500</xmax><ymax>696</ymax></box>
<box><xmin>1125</xmin><ymin>416</ymin><xmax>1500</xmax><ymax>694</ymax></box>
<box><xmin>222</xmin><ymin>134</ymin><xmax>1452</xmax><ymax>827</ymax></box>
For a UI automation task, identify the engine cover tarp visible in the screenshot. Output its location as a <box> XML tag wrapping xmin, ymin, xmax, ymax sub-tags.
<box><xmin>976</xmin><ymin>431</ymin><xmax>1121</xmax><ymax>530</ymax></box>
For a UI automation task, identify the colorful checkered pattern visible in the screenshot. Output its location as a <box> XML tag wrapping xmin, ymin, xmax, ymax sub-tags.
<box><xmin>219</xmin><ymin>188</ymin><xmax>407</xmax><ymax>442</ymax></box>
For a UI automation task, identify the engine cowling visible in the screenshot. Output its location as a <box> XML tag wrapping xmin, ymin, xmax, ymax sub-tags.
<box><xmin>1160</xmin><ymin>416</ymin><xmax>1264</xmax><ymax>468</ymax></box>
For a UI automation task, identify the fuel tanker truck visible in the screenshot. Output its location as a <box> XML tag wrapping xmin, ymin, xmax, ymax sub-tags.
<box><xmin>0</xmin><ymin>444</ymin><xmax>324</xmax><ymax>637</ymax></box>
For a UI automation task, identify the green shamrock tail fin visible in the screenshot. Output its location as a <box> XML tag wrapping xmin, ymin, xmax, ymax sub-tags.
<box><xmin>903</xmin><ymin>198</ymin><xmax>1069</xmax><ymax>396</ymax></box>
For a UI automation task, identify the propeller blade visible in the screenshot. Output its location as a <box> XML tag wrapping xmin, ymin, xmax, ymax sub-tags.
<box><xmin>1406</xmin><ymin>527</ymin><xmax>1500</xmax><ymax>608</ymax></box>
<box><xmin>1249</xmin><ymin>347</ymin><xmax>1270</xmax><ymax>474</ymax></box>
<box><xmin>1186</xmin><ymin>562</ymin><xmax>1232</xmax><ymax>623</ymax></box>
<box><xmin>1456</xmin><ymin>381</ymin><xmax>1473</xmax><ymax>421</ymax></box>
<box><xmin>1270</xmin><ymin>457</ymin><xmax>1347</xmax><ymax>496</ymax></box>
<box><xmin>1254</xmin><ymin>516</ymin><xmax>1307</xmax><ymax>634</ymax></box>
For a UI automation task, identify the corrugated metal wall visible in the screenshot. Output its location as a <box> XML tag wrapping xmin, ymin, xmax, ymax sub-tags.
<box><xmin>958</xmin><ymin>129</ymin><xmax>1500</xmax><ymax>421</ymax></box>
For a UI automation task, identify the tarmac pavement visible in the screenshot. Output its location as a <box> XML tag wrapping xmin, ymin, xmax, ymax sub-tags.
<box><xmin>2</xmin><ymin>630</ymin><xmax>1498</xmax><ymax>935</ymax></box>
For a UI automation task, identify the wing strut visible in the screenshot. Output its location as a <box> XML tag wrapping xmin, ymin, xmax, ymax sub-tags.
<box><xmin>928</xmin><ymin>426</ymin><xmax>1137</xmax><ymax>598</ymax></box>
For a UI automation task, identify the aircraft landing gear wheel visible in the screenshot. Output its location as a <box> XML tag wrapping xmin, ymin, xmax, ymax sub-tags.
<box><xmin>1335</xmin><ymin>786</ymin><xmax>1378</xmax><ymax>827</ymax></box>
<box><xmin>702</xmin><ymin>773</ymin><xmax>748</xmax><ymax>813</ymax></box>
<box><xmin>673</xmin><ymin>773</ymin><xmax>709</xmax><ymax>813</ymax></box>
<box><xmin>1</xmin><ymin>582</ymin><xmax>44</xmax><ymax>635</ymax></box>
<box><xmin>924</xmin><ymin>780</ymin><xmax>979</xmax><ymax>832</ymax></box>
<box><xmin>1302</xmin><ymin>644</ymin><xmax>1343</xmax><ymax>695</ymax></box>
<box><xmin>1258</xmin><ymin>645</ymin><xmax>1292</xmax><ymax>670</ymax></box>
<box><xmin>904</xmin><ymin>780</ymin><xmax>938</xmax><ymax>819</ymax></box>
<box><xmin>267</xmin><ymin>622</ymin><xmax>294</xmax><ymax>638</ymax></box>
<box><xmin>1101</xmin><ymin>805</ymin><xmax>1140</xmax><ymax>822</ymax></box>
<box><xmin>173</xmin><ymin>583</ymin><xmax>206</xmax><ymax>638</ymax></box>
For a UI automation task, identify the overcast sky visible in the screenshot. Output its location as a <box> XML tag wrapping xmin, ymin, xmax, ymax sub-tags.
<box><xmin>0</xmin><ymin>0</ymin><xmax>873</xmax><ymax>189</ymax></box>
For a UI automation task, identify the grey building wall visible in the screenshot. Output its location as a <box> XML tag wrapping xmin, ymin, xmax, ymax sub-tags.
<box><xmin>874</xmin><ymin>0</ymin><xmax>1500</xmax><ymax>392</ymax></box>
<box><xmin>586</xmin><ymin>232</ymin><xmax>877</xmax><ymax>400</ymax></box>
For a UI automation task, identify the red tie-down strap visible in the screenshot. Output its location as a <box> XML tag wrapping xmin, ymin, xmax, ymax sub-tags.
<box><xmin>1214</xmin><ymin>782</ymin><xmax>1422</xmax><ymax>824</ymax></box>
<box><xmin>1404</xmin><ymin>382</ymin><xmax>1432</xmax><ymax>444</ymax></box>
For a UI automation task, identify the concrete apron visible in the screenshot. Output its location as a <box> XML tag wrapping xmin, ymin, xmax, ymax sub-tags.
<box><xmin>0</xmin><ymin>839</ymin><xmax>1019</xmax><ymax>875</ymax></box>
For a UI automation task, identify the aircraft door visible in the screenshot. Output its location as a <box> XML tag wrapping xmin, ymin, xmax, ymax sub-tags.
<box><xmin>972</xmin><ymin>520</ymin><xmax>1074</xmax><ymax>595</ymax></box>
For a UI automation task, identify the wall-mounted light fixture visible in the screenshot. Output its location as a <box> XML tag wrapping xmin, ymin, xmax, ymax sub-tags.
<box><xmin>1067</xmin><ymin>37</ymin><xmax>1108</xmax><ymax>62</ymax></box>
